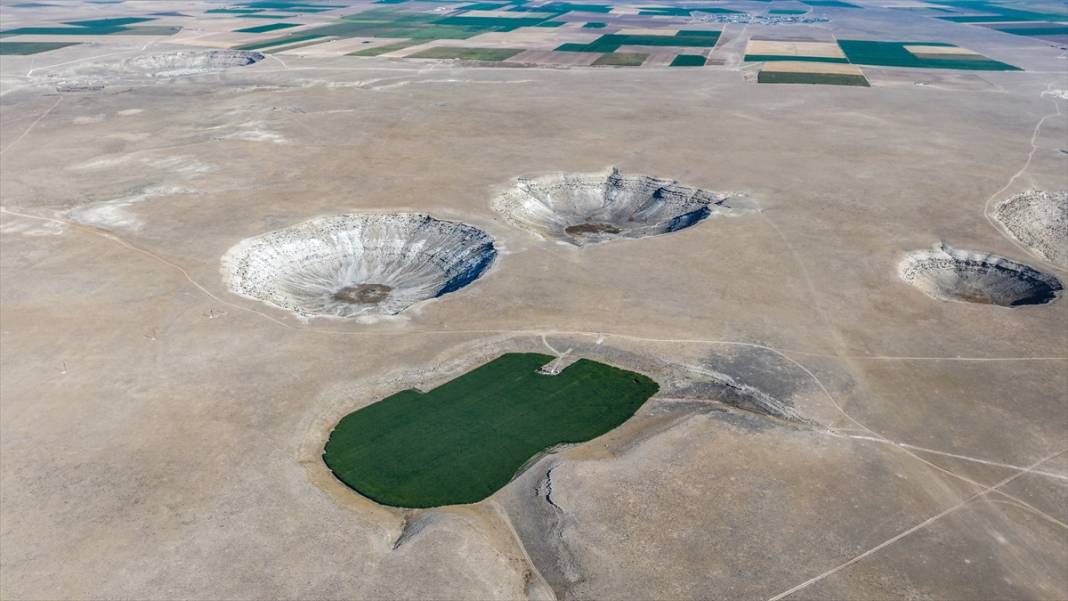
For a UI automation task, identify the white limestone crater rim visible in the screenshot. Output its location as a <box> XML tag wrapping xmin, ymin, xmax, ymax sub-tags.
<box><xmin>898</xmin><ymin>242</ymin><xmax>1063</xmax><ymax>307</ymax></box>
<box><xmin>491</xmin><ymin>167</ymin><xmax>743</xmax><ymax>246</ymax></box>
<box><xmin>43</xmin><ymin>50</ymin><xmax>265</xmax><ymax>89</ymax></box>
<box><xmin>221</xmin><ymin>213</ymin><xmax>497</xmax><ymax>319</ymax></box>
<box><xmin>992</xmin><ymin>190</ymin><xmax>1067</xmax><ymax>268</ymax></box>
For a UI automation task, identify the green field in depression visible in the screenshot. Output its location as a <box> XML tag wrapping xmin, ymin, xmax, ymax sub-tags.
<box><xmin>323</xmin><ymin>353</ymin><xmax>659</xmax><ymax>508</ymax></box>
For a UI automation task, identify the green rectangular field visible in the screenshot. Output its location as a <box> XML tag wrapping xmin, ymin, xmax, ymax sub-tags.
<box><xmin>671</xmin><ymin>53</ymin><xmax>707</xmax><ymax>66</ymax></box>
<box><xmin>556</xmin><ymin>30</ymin><xmax>720</xmax><ymax>52</ymax></box>
<box><xmin>110</xmin><ymin>26</ymin><xmax>182</xmax><ymax>35</ymax></box>
<box><xmin>406</xmin><ymin>46</ymin><xmax>524</xmax><ymax>60</ymax></box>
<box><xmin>323</xmin><ymin>353</ymin><xmax>659</xmax><ymax>508</ymax></box>
<box><xmin>757</xmin><ymin>70</ymin><xmax>870</xmax><ymax>86</ymax></box>
<box><xmin>994</xmin><ymin>25</ymin><xmax>1068</xmax><ymax>36</ymax></box>
<box><xmin>206</xmin><ymin>8</ymin><xmax>263</xmax><ymax>13</ymax></box>
<box><xmin>802</xmin><ymin>0</ymin><xmax>859</xmax><ymax>6</ymax></box>
<box><xmin>235</xmin><ymin>22</ymin><xmax>301</xmax><ymax>33</ymax></box>
<box><xmin>349</xmin><ymin>40</ymin><xmax>422</xmax><ymax>55</ymax></box>
<box><xmin>434</xmin><ymin>15</ymin><xmax>552</xmax><ymax>30</ymax></box>
<box><xmin>0</xmin><ymin>41</ymin><xmax>79</xmax><ymax>54</ymax></box>
<box><xmin>593</xmin><ymin>51</ymin><xmax>647</xmax><ymax>66</ymax></box>
<box><xmin>837</xmin><ymin>39</ymin><xmax>1021</xmax><ymax>70</ymax></box>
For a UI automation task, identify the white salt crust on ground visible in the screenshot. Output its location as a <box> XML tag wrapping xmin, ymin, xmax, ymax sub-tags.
<box><xmin>898</xmin><ymin>242</ymin><xmax>1063</xmax><ymax>307</ymax></box>
<box><xmin>992</xmin><ymin>190</ymin><xmax>1067</xmax><ymax>268</ymax></box>
<box><xmin>221</xmin><ymin>213</ymin><xmax>497</xmax><ymax>319</ymax></box>
<box><xmin>491</xmin><ymin>168</ymin><xmax>739</xmax><ymax>246</ymax></box>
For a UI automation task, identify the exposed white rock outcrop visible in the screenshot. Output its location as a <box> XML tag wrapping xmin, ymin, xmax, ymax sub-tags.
<box><xmin>122</xmin><ymin>50</ymin><xmax>264</xmax><ymax>78</ymax></box>
<box><xmin>492</xmin><ymin>168</ymin><xmax>738</xmax><ymax>246</ymax></box>
<box><xmin>221</xmin><ymin>213</ymin><xmax>497</xmax><ymax>319</ymax></box>
<box><xmin>46</xmin><ymin>50</ymin><xmax>264</xmax><ymax>90</ymax></box>
<box><xmin>899</xmin><ymin>242</ymin><xmax>1062</xmax><ymax>307</ymax></box>
<box><xmin>992</xmin><ymin>190</ymin><xmax>1067</xmax><ymax>268</ymax></box>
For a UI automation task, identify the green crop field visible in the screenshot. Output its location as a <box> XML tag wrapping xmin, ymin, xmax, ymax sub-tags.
<box><xmin>671</xmin><ymin>53</ymin><xmax>707</xmax><ymax>66</ymax></box>
<box><xmin>349</xmin><ymin>40</ymin><xmax>422</xmax><ymax>55</ymax></box>
<box><xmin>802</xmin><ymin>0</ymin><xmax>860</xmax><ymax>7</ymax></box>
<box><xmin>593</xmin><ymin>51</ymin><xmax>647</xmax><ymax>66</ymax></box>
<box><xmin>323</xmin><ymin>353</ymin><xmax>659</xmax><ymax>508</ymax></box>
<box><xmin>837</xmin><ymin>40</ymin><xmax>1021</xmax><ymax>70</ymax></box>
<box><xmin>758</xmin><ymin>70</ymin><xmax>870</xmax><ymax>86</ymax></box>
<box><xmin>556</xmin><ymin>30</ymin><xmax>720</xmax><ymax>53</ymax></box>
<box><xmin>0</xmin><ymin>41</ymin><xmax>78</xmax><ymax>54</ymax></box>
<box><xmin>235</xmin><ymin>22</ymin><xmax>300</xmax><ymax>33</ymax></box>
<box><xmin>407</xmin><ymin>46</ymin><xmax>524</xmax><ymax>60</ymax></box>
<box><xmin>0</xmin><ymin>16</ymin><xmax>158</xmax><ymax>37</ymax></box>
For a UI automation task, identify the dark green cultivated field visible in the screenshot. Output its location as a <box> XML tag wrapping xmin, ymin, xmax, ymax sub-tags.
<box><xmin>0</xmin><ymin>41</ymin><xmax>78</xmax><ymax>54</ymax></box>
<box><xmin>407</xmin><ymin>46</ymin><xmax>524</xmax><ymax>60</ymax></box>
<box><xmin>323</xmin><ymin>353</ymin><xmax>659</xmax><ymax>508</ymax></box>
<box><xmin>758</xmin><ymin>70</ymin><xmax>870</xmax><ymax>86</ymax></box>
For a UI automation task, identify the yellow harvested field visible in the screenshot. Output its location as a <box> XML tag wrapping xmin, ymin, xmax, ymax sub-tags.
<box><xmin>903</xmin><ymin>44</ymin><xmax>982</xmax><ymax>56</ymax></box>
<box><xmin>746</xmin><ymin>40</ymin><xmax>846</xmax><ymax>58</ymax></box>
<box><xmin>760</xmin><ymin>60</ymin><xmax>864</xmax><ymax>74</ymax></box>
<box><xmin>463</xmin><ymin>29</ymin><xmax>570</xmax><ymax>48</ymax></box>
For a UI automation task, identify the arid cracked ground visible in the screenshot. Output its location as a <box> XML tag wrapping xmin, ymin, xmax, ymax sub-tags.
<box><xmin>2</xmin><ymin>3</ymin><xmax>1067</xmax><ymax>599</ymax></box>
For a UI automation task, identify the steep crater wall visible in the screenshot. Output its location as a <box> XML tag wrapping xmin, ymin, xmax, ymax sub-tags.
<box><xmin>492</xmin><ymin>168</ymin><xmax>738</xmax><ymax>246</ymax></box>
<box><xmin>899</xmin><ymin>242</ymin><xmax>1062</xmax><ymax>307</ymax></box>
<box><xmin>992</xmin><ymin>190</ymin><xmax>1067</xmax><ymax>268</ymax></box>
<box><xmin>221</xmin><ymin>213</ymin><xmax>497</xmax><ymax>319</ymax></box>
<box><xmin>46</xmin><ymin>50</ymin><xmax>264</xmax><ymax>90</ymax></box>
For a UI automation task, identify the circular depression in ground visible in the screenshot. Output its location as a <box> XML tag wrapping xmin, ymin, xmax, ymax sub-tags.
<box><xmin>122</xmin><ymin>50</ymin><xmax>265</xmax><ymax>77</ymax></box>
<box><xmin>992</xmin><ymin>190</ymin><xmax>1067</xmax><ymax>268</ymax></box>
<box><xmin>47</xmin><ymin>50</ymin><xmax>264</xmax><ymax>90</ymax></box>
<box><xmin>899</xmin><ymin>243</ymin><xmax>1062</xmax><ymax>307</ymax></box>
<box><xmin>492</xmin><ymin>168</ymin><xmax>732</xmax><ymax>245</ymax></box>
<box><xmin>221</xmin><ymin>213</ymin><xmax>497</xmax><ymax>318</ymax></box>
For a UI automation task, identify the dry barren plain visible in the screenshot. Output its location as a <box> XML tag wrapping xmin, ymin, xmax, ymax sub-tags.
<box><xmin>2</xmin><ymin>1</ymin><xmax>1067</xmax><ymax>599</ymax></box>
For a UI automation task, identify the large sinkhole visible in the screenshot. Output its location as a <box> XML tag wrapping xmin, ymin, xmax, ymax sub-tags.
<box><xmin>992</xmin><ymin>190</ymin><xmax>1067</xmax><ymax>268</ymax></box>
<box><xmin>47</xmin><ymin>50</ymin><xmax>264</xmax><ymax>90</ymax></box>
<box><xmin>122</xmin><ymin>50</ymin><xmax>264</xmax><ymax>78</ymax></box>
<box><xmin>221</xmin><ymin>213</ymin><xmax>497</xmax><ymax>318</ymax></box>
<box><xmin>492</xmin><ymin>168</ymin><xmax>732</xmax><ymax>246</ymax></box>
<box><xmin>899</xmin><ymin>243</ymin><xmax>1063</xmax><ymax>307</ymax></box>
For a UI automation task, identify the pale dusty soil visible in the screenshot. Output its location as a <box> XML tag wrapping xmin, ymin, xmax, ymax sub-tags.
<box><xmin>760</xmin><ymin>60</ymin><xmax>865</xmax><ymax>74</ymax></box>
<box><xmin>1</xmin><ymin>9</ymin><xmax>1067</xmax><ymax>601</ymax></box>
